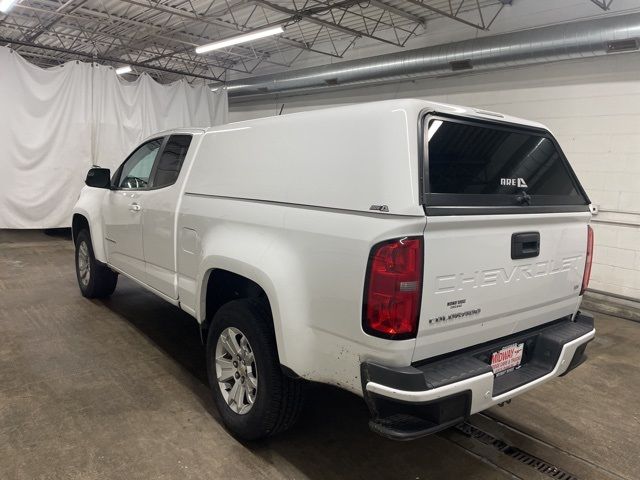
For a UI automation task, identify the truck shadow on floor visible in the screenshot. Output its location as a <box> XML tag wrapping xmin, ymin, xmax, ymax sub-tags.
<box><xmin>100</xmin><ymin>277</ymin><xmax>498</xmax><ymax>480</ymax></box>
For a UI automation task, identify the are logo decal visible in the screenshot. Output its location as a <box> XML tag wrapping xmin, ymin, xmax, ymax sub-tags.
<box><xmin>500</xmin><ymin>177</ymin><xmax>528</xmax><ymax>188</ymax></box>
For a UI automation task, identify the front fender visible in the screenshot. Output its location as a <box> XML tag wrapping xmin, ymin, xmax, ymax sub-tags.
<box><xmin>72</xmin><ymin>186</ymin><xmax>108</xmax><ymax>263</ymax></box>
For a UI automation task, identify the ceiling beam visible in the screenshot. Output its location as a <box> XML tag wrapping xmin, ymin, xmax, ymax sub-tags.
<box><xmin>367</xmin><ymin>0</ymin><xmax>426</xmax><ymax>25</ymax></box>
<box><xmin>590</xmin><ymin>0</ymin><xmax>614</xmax><ymax>10</ymax></box>
<box><xmin>4</xmin><ymin>9</ymin><xmax>247</xmax><ymax>73</ymax></box>
<box><xmin>306</xmin><ymin>0</ymin><xmax>421</xmax><ymax>35</ymax></box>
<box><xmin>10</xmin><ymin>2</ymin><xmax>292</xmax><ymax>72</ymax></box>
<box><xmin>254</xmin><ymin>0</ymin><xmax>406</xmax><ymax>46</ymax></box>
<box><xmin>14</xmin><ymin>0</ymin><xmax>307</xmax><ymax>64</ymax></box>
<box><xmin>400</xmin><ymin>0</ymin><xmax>489</xmax><ymax>30</ymax></box>
<box><xmin>116</xmin><ymin>0</ymin><xmax>343</xmax><ymax>57</ymax></box>
<box><xmin>24</xmin><ymin>0</ymin><xmax>88</xmax><ymax>43</ymax></box>
<box><xmin>0</xmin><ymin>36</ymin><xmax>223</xmax><ymax>82</ymax></box>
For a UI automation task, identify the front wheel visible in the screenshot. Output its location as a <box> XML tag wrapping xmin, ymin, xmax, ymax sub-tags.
<box><xmin>75</xmin><ymin>229</ymin><xmax>118</xmax><ymax>298</ymax></box>
<box><xmin>206</xmin><ymin>299</ymin><xmax>304</xmax><ymax>440</ymax></box>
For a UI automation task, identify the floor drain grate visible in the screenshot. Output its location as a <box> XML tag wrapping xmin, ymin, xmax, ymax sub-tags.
<box><xmin>455</xmin><ymin>423</ymin><xmax>579</xmax><ymax>480</ymax></box>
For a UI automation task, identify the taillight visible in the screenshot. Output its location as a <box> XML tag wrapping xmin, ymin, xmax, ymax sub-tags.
<box><xmin>580</xmin><ymin>225</ymin><xmax>594</xmax><ymax>295</ymax></box>
<box><xmin>363</xmin><ymin>237</ymin><xmax>423</xmax><ymax>339</ymax></box>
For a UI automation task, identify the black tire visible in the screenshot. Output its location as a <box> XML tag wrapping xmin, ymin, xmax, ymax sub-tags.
<box><xmin>75</xmin><ymin>229</ymin><xmax>118</xmax><ymax>298</ymax></box>
<box><xmin>206</xmin><ymin>298</ymin><xmax>304</xmax><ymax>440</ymax></box>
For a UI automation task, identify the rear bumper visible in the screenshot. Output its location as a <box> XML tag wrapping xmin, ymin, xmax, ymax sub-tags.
<box><xmin>361</xmin><ymin>312</ymin><xmax>595</xmax><ymax>440</ymax></box>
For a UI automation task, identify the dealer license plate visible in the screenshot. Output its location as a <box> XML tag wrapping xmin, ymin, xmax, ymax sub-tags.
<box><xmin>491</xmin><ymin>343</ymin><xmax>524</xmax><ymax>376</ymax></box>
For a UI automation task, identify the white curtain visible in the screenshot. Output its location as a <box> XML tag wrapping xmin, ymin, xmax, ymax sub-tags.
<box><xmin>0</xmin><ymin>46</ymin><xmax>227</xmax><ymax>228</ymax></box>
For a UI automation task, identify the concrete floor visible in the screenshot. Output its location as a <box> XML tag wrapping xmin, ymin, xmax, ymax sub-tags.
<box><xmin>0</xmin><ymin>230</ymin><xmax>638</xmax><ymax>480</ymax></box>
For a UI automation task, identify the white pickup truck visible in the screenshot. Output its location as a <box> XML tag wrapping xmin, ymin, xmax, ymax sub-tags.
<box><xmin>72</xmin><ymin>99</ymin><xmax>595</xmax><ymax>441</ymax></box>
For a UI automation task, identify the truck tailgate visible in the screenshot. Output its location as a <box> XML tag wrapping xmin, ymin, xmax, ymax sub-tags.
<box><xmin>413</xmin><ymin>211</ymin><xmax>590</xmax><ymax>362</ymax></box>
<box><xmin>414</xmin><ymin>113</ymin><xmax>592</xmax><ymax>362</ymax></box>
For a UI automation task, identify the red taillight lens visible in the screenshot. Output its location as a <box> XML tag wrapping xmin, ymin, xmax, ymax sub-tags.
<box><xmin>363</xmin><ymin>237</ymin><xmax>423</xmax><ymax>339</ymax></box>
<box><xmin>580</xmin><ymin>225</ymin><xmax>594</xmax><ymax>295</ymax></box>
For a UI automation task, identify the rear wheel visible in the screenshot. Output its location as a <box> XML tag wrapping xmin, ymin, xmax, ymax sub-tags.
<box><xmin>75</xmin><ymin>229</ymin><xmax>118</xmax><ymax>298</ymax></box>
<box><xmin>206</xmin><ymin>298</ymin><xmax>304</xmax><ymax>440</ymax></box>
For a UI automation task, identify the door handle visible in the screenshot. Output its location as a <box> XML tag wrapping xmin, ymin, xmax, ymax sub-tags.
<box><xmin>129</xmin><ymin>203</ymin><xmax>142</xmax><ymax>212</ymax></box>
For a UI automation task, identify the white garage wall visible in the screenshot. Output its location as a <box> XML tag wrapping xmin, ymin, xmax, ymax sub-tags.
<box><xmin>229</xmin><ymin>53</ymin><xmax>640</xmax><ymax>300</ymax></box>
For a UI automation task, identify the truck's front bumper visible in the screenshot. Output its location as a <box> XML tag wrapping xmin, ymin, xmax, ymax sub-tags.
<box><xmin>361</xmin><ymin>312</ymin><xmax>595</xmax><ymax>440</ymax></box>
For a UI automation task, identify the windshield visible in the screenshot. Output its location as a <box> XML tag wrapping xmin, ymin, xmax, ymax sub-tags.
<box><xmin>425</xmin><ymin>117</ymin><xmax>588</xmax><ymax>207</ymax></box>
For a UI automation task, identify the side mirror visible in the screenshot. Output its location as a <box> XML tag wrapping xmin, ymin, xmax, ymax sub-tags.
<box><xmin>85</xmin><ymin>167</ymin><xmax>111</xmax><ymax>189</ymax></box>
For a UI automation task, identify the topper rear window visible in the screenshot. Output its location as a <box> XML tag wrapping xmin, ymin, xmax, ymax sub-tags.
<box><xmin>422</xmin><ymin>115</ymin><xmax>589</xmax><ymax>210</ymax></box>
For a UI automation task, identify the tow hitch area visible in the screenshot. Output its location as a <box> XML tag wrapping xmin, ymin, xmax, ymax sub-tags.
<box><xmin>362</xmin><ymin>313</ymin><xmax>594</xmax><ymax>440</ymax></box>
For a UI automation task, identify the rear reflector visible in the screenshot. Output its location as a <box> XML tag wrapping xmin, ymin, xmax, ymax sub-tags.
<box><xmin>581</xmin><ymin>225</ymin><xmax>594</xmax><ymax>295</ymax></box>
<box><xmin>363</xmin><ymin>237</ymin><xmax>423</xmax><ymax>339</ymax></box>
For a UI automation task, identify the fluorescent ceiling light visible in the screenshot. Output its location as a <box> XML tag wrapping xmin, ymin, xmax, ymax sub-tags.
<box><xmin>196</xmin><ymin>26</ymin><xmax>284</xmax><ymax>54</ymax></box>
<box><xmin>115</xmin><ymin>65</ymin><xmax>132</xmax><ymax>75</ymax></box>
<box><xmin>0</xmin><ymin>0</ymin><xmax>19</xmax><ymax>13</ymax></box>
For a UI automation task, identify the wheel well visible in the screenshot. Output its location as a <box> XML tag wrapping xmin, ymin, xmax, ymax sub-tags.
<box><xmin>202</xmin><ymin>269</ymin><xmax>271</xmax><ymax>333</ymax></box>
<box><xmin>72</xmin><ymin>214</ymin><xmax>90</xmax><ymax>243</ymax></box>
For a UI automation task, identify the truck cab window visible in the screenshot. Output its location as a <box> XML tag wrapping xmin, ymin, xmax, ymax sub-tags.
<box><xmin>152</xmin><ymin>135</ymin><xmax>192</xmax><ymax>189</ymax></box>
<box><xmin>117</xmin><ymin>138</ymin><xmax>163</xmax><ymax>190</ymax></box>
